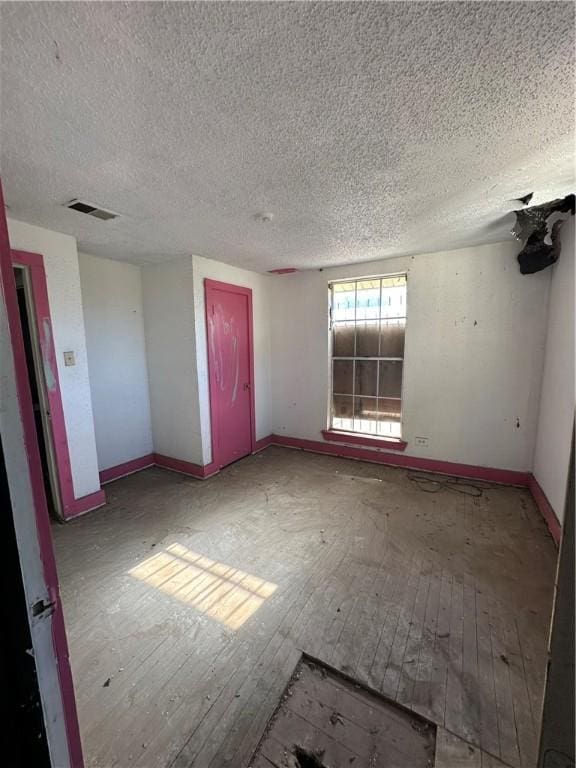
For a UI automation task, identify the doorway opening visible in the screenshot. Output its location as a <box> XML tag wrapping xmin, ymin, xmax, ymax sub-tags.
<box><xmin>13</xmin><ymin>265</ymin><xmax>62</xmax><ymax>520</ymax></box>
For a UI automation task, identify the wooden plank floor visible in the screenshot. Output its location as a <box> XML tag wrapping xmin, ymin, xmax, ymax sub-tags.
<box><xmin>52</xmin><ymin>447</ymin><xmax>558</xmax><ymax>768</ymax></box>
<box><xmin>435</xmin><ymin>727</ymin><xmax>510</xmax><ymax>768</ymax></box>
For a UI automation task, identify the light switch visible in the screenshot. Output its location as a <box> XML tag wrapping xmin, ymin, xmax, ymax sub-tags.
<box><xmin>63</xmin><ymin>351</ymin><xmax>75</xmax><ymax>367</ymax></box>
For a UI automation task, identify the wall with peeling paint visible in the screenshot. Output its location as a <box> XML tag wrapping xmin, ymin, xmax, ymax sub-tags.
<box><xmin>142</xmin><ymin>257</ymin><xmax>204</xmax><ymax>465</ymax></box>
<box><xmin>79</xmin><ymin>253</ymin><xmax>153</xmax><ymax>472</ymax></box>
<box><xmin>192</xmin><ymin>254</ymin><xmax>273</xmax><ymax>465</ymax></box>
<box><xmin>270</xmin><ymin>241</ymin><xmax>551</xmax><ymax>472</ymax></box>
<box><xmin>6</xmin><ymin>218</ymin><xmax>101</xmax><ymax>499</ymax></box>
<box><xmin>533</xmin><ymin>217</ymin><xmax>575</xmax><ymax>525</ymax></box>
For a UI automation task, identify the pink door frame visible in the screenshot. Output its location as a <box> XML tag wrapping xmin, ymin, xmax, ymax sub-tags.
<box><xmin>205</xmin><ymin>279</ymin><xmax>256</xmax><ymax>470</ymax></box>
<box><xmin>0</xmin><ymin>187</ymin><xmax>84</xmax><ymax>765</ymax></box>
<box><xmin>11</xmin><ymin>250</ymin><xmax>75</xmax><ymax>519</ymax></box>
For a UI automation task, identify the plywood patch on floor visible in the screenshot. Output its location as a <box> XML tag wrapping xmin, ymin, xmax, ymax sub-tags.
<box><xmin>249</xmin><ymin>656</ymin><xmax>436</xmax><ymax>768</ymax></box>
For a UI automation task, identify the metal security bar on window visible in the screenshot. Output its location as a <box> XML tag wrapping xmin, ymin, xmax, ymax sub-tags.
<box><xmin>329</xmin><ymin>274</ymin><xmax>406</xmax><ymax>438</ymax></box>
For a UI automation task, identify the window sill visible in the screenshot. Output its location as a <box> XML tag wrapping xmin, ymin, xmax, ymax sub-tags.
<box><xmin>321</xmin><ymin>430</ymin><xmax>407</xmax><ymax>452</ymax></box>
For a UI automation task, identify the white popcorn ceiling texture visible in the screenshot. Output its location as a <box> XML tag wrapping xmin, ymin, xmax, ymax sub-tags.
<box><xmin>1</xmin><ymin>1</ymin><xmax>574</xmax><ymax>271</ymax></box>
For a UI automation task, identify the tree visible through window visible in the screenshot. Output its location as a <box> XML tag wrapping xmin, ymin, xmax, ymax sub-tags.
<box><xmin>330</xmin><ymin>275</ymin><xmax>406</xmax><ymax>438</ymax></box>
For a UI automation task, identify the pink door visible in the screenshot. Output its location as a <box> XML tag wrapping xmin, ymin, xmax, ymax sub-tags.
<box><xmin>205</xmin><ymin>279</ymin><xmax>255</xmax><ymax>469</ymax></box>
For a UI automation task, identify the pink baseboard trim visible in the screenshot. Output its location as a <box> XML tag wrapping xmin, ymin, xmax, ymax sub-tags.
<box><xmin>154</xmin><ymin>453</ymin><xmax>219</xmax><ymax>479</ymax></box>
<box><xmin>75</xmin><ymin>440</ymin><xmax>563</xmax><ymax>549</ymax></box>
<box><xmin>101</xmin><ymin>441</ymin><xmax>275</xmax><ymax>483</ymax></box>
<box><xmin>64</xmin><ymin>489</ymin><xmax>107</xmax><ymax>519</ymax></box>
<box><xmin>269</xmin><ymin>434</ymin><xmax>531</xmax><ymax>486</ymax></box>
<box><xmin>269</xmin><ymin>434</ymin><xmax>563</xmax><ymax>541</ymax></box>
<box><xmin>321</xmin><ymin>429</ymin><xmax>407</xmax><ymax>452</ymax></box>
<box><xmin>99</xmin><ymin>454</ymin><xmax>155</xmax><ymax>484</ymax></box>
<box><xmin>529</xmin><ymin>476</ymin><xmax>561</xmax><ymax>547</ymax></box>
<box><xmin>254</xmin><ymin>435</ymin><xmax>273</xmax><ymax>452</ymax></box>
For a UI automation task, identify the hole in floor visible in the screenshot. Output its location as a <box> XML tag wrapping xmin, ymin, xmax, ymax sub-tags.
<box><xmin>292</xmin><ymin>745</ymin><xmax>327</xmax><ymax>768</ymax></box>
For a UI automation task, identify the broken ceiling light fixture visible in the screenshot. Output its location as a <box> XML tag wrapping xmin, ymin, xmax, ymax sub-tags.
<box><xmin>513</xmin><ymin>194</ymin><xmax>574</xmax><ymax>274</ymax></box>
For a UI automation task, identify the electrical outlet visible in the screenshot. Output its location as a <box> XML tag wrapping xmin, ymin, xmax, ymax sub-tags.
<box><xmin>63</xmin><ymin>351</ymin><xmax>76</xmax><ymax>367</ymax></box>
<box><xmin>415</xmin><ymin>436</ymin><xmax>429</xmax><ymax>447</ymax></box>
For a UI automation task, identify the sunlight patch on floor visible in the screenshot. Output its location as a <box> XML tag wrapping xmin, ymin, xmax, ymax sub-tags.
<box><xmin>127</xmin><ymin>542</ymin><xmax>277</xmax><ymax>630</ymax></box>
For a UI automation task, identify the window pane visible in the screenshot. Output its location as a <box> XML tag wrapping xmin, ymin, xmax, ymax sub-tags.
<box><xmin>333</xmin><ymin>360</ymin><xmax>353</xmax><ymax>395</ymax></box>
<box><xmin>381</xmin><ymin>275</ymin><xmax>407</xmax><ymax>290</ymax></box>
<box><xmin>333</xmin><ymin>322</ymin><xmax>355</xmax><ymax>357</ymax></box>
<box><xmin>330</xmin><ymin>275</ymin><xmax>406</xmax><ymax>438</ymax></box>
<box><xmin>377</xmin><ymin>416</ymin><xmax>402</xmax><ymax>438</ymax></box>
<box><xmin>353</xmin><ymin>396</ymin><xmax>378</xmax><ymax>434</ymax></box>
<box><xmin>355</xmin><ymin>359</ymin><xmax>377</xmax><ymax>396</ymax></box>
<box><xmin>332</xmin><ymin>394</ymin><xmax>353</xmax><ymax>431</ymax></box>
<box><xmin>355</xmin><ymin>279</ymin><xmax>380</xmax><ymax>320</ymax></box>
<box><xmin>355</xmin><ymin>320</ymin><xmax>379</xmax><ymax>357</ymax></box>
<box><xmin>377</xmin><ymin>397</ymin><xmax>402</xmax><ymax>422</ymax></box>
<box><xmin>378</xmin><ymin>361</ymin><xmax>403</xmax><ymax>398</ymax></box>
<box><xmin>332</xmin><ymin>282</ymin><xmax>356</xmax><ymax>321</ymax></box>
<box><xmin>379</xmin><ymin>319</ymin><xmax>405</xmax><ymax>358</ymax></box>
<box><xmin>381</xmin><ymin>277</ymin><xmax>407</xmax><ymax>319</ymax></box>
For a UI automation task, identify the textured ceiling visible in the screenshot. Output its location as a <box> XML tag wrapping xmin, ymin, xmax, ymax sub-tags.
<box><xmin>1</xmin><ymin>1</ymin><xmax>574</xmax><ymax>271</ymax></box>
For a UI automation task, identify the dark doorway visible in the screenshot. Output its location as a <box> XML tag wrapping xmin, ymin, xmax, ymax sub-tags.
<box><xmin>13</xmin><ymin>266</ymin><xmax>61</xmax><ymax>519</ymax></box>
<box><xmin>0</xmin><ymin>435</ymin><xmax>52</xmax><ymax>768</ymax></box>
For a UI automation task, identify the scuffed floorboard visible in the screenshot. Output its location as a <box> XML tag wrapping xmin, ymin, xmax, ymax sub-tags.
<box><xmin>435</xmin><ymin>727</ymin><xmax>511</xmax><ymax>768</ymax></box>
<box><xmin>52</xmin><ymin>446</ymin><xmax>557</xmax><ymax>768</ymax></box>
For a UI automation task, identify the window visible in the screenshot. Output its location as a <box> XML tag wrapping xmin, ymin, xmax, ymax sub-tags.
<box><xmin>329</xmin><ymin>274</ymin><xmax>407</xmax><ymax>438</ymax></box>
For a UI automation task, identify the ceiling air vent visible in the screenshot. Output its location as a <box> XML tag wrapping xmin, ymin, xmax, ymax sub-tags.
<box><xmin>65</xmin><ymin>199</ymin><xmax>119</xmax><ymax>221</ymax></box>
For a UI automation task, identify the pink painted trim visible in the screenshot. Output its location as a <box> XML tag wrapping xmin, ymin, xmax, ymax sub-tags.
<box><xmin>529</xmin><ymin>476</ymin><xmax>561</xmax><ymax>547</ymax></box>
<box><xmin>204</xmin><ymin>279</ymin><xmax>256</xmax><ymax>469</ymax></box>
<box><xmin>64</xmin><ymin>489</ymin><xmax>107</xmax><ymax>519</ymax></box>
<box><xmin>322</xmin><ymin>429</ymin><xmax>407</xmax><ymax>452</ymax></box>
<box><xmin>154</xmin><ymin>453</ymin><xmax>219</xmax><ymax>479</ymax></box>
<box><xmin>268</xmin><ymin>268</ymin><xmax>298</xmax><ymax>274</ymax></box>
<box><xmin>107</xmin><ymin>444</ymin><xmax>560</xmax><ymax>549</ymax></box>
<box><xmin>0</xmin><ymin>184</ymin><xmax>84</xmax><ymax>765</ymax></box>
<box><xmin>270</xmin><ymin>434</ymin><xmax>531</xmax><ymax>486</ymax></box>
<box><xmin>99</xmin><ymin>454</ymin><xmax>155</xmax><ymax>484</ymax></box>
<box><xmin>254</xmin><ymin>435</ymin><xmax>273</xmax><ymax>453</ymax></box>
<box><xmin>11</xmin><ymin>249</ymin><xmax>80</xmax><ymax>522</ymax></box>
<box><xmin>101</xmin><ymin>444</ymin><xmax>281</xmax><ymax>485</ymax></box>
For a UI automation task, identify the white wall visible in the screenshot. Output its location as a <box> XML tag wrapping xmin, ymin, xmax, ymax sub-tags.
<box><xmin>7</xmin><ymin>217</ymin><xmax>558</xmax><ymax>486</ymax></box>
<box><xmin>79</xmin><ymin>253</ymin><xmax>153</xmax><ymax>472</ymax></box>
<box><xmin>7</xmin><ymin>218</ymin><xmax>101</xmax><ymax>498</ymax></box>
<box><xmin>192</xmin><ymin>254</ymin><xmax>273</xmax><ymax>464</ymax></box>
<box><xmin>533</xmin><ymin>218</ymin><xmax>575</xmax><ymax>524</ymax></box>
<box><xmin>271</xmin><ymin>241</ymin><xmax>551</xmax><ymax>472</ymax></box>
<box><xmin>141</xmin><ymin>254</ymin><xmax>273</xmax><ymax>467</ymax></box>
<box><xmin>142</xmin><ymin>257</ymin><xmax>204</xmax><ymax>464</ymax></box>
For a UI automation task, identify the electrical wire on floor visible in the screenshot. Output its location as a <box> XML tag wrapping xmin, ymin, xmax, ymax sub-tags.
<box><xmin>406</xmin><ymin>472</ymin><xmax>506</xmax><ymax>498</ymax></box>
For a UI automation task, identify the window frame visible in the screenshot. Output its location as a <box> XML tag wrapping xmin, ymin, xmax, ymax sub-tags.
<box><xmin>327</xmin><ymin>272</ymin><xmax>407</xmax><ymax>444</ymax></box>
